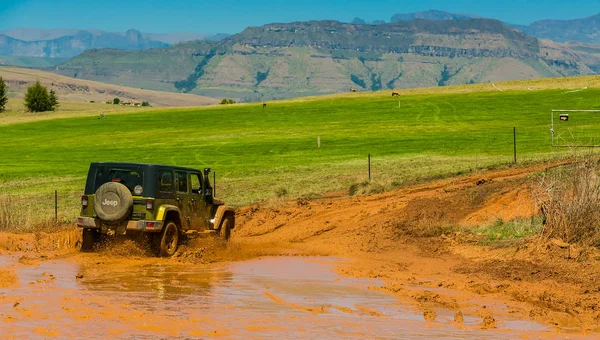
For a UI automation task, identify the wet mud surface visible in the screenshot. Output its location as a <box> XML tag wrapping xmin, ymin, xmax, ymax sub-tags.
<box><xmin>0</xmin><ymin>254</ymin><xmax>567</xmax><ymax>339</ymax></box>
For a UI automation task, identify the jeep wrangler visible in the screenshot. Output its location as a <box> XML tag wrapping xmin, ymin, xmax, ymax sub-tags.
<box><xmin>76</xmin><ymin>162</ymin><xmax>235</xmax><ymax>256</ymax></box>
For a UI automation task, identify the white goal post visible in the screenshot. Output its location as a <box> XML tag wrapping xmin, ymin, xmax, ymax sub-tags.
<box><xmin>550</xmin><ymin>109</ymin><xmax>600</xmax><ymax>147</ymax></box>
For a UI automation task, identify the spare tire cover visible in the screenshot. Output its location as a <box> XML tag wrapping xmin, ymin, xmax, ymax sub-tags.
<box><xmin>94</xmin><ymin>182</ymin><xmax>133</xmax><ymax>222</ymax></box>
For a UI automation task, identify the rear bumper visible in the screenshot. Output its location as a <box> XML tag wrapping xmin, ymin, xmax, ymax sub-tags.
<box><xmin>77</xmin><ymin>217</ymin><xmax>163</xmax><ymax>233</ymax></box>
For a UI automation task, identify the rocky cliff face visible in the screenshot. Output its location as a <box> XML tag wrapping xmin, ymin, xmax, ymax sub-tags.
<box><xmin>54</xmin><ymin>19</ymin><xmax>600</xmax><ymax>101</ymax></box>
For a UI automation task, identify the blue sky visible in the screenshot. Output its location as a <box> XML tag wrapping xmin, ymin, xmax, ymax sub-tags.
<box><xmin>0</xmin><ymin>0</ymin><xmax>598</xmax><ymax>34</ymax></box>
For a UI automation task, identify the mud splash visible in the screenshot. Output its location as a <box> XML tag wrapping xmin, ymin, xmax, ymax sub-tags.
<box><xmin>0</xmin><ymin>254</ymin><xmax>566</xmax><ymax>338</ymax></box>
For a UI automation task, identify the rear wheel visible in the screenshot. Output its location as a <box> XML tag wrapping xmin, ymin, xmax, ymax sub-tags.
<box><xmin>81</xmin><ymin>228</ymin><xmax>99</xmax><ymax>251</ymax></box>
<box><xmin>219</xmin><ymin>215</ymin><xmax>232</xmax><ymax>241</ymax></box>
<box><xmin>155</xmin><ymin>221</ymin><xmax>179</xmax><ymax>257</ymax></box>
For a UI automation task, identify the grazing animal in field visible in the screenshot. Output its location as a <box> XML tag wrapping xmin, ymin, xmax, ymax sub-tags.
<box><xmin>350</xmin><ymin>87</ymin><xmax>357</xmax><ymax>92</ymax></box>
<box><xmin>392</xmin><ymin>91</ymin><xmax>400</xmax><ymax>97</ymax></box>
<box><xmin>262</xmin><ymin>103</ymin><xmax>267</xmax><ymax>108</ymax></box>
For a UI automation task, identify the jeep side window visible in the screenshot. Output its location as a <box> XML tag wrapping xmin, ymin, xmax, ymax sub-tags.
<box><xmin>191</xmin><ymin>173</ymin><xmax>202</xmax><ymax>194</ymax></box>
<box><xmin>158</xmin><ymin>171</ymin><xmax>173</xmax><ymax>192</ymax></box>
<box><xmin>175</xmin><ymin>171</ymin><xmax>188</xmax><ymax>193</ymax></box>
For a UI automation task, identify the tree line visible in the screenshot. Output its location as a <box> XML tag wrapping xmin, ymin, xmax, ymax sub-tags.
<box><xmin>0</xmin><ymin>77</ymin><xmax>59</xmax><ymax>113</ymax></box>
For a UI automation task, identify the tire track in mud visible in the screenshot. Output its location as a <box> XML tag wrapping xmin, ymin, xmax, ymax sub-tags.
<box><xmin>263</xmin><ymin>291</ymin><xmax>331</xmax><ymax>314</ymax></box>
<box><xmin>245</xmin><ymin>223</ymin><xmax>285</xmax><ymax>237</ymax></box>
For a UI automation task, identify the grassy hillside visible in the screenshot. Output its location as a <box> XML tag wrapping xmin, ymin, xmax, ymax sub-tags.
<box><xmin>0</xmin><ymin>66</ymin><xmax>219</xmax><ymax>107</ymax></box>
<box><xmin>2</xmin><ymin>78</ymin><xmax>600</xmax><ymax>225</ymax></box>
<box><xmin>55</xmin><ymin>41</ymin><xmax>219</xmax><ymax>92</ymax></box>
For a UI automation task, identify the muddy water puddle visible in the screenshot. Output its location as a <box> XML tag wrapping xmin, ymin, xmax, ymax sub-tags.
<box><xmin>0</xmin><ymin>255</ymin><xmax>575</xmax><ymax>339</ymax></box>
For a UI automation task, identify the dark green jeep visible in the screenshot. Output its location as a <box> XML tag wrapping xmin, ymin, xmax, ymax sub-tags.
<box><xmin>77</xmin><ymin>162</ymin><xmax>235</xmax><ymax>256</ymax></box>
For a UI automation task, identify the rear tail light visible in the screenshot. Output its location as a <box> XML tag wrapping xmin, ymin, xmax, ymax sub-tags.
<box><xmin>81</xmin><ymin>196</ymin><xmax>88</xmax><ymax>207</ymax></box>
<box><xmin>146</xmin><ymin>199</ymin><xmax>154</xmax><ymax>210</ymax></box>
<box><xmin>146</xmin><ymin>222</ymin><xmax>155</xmax><ymax>229</ymax></box>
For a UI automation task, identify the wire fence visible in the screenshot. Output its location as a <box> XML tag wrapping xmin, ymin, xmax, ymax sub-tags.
<box><xmin>2</xmin><ymin>124</ymin><xmax>598</xmax><ymax>231</ymax></box>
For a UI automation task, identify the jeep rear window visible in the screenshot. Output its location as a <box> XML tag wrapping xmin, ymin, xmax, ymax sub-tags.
<box><xmin>93</xmin><ymin>167</ymin><xmax>144</xmax><ymax>193</ymax></box>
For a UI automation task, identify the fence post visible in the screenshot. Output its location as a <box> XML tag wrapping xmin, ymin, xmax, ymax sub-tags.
<box><xmin>54</xmin><ymin>190</ymin><xmax>58</xmax><ymax>223</ymax></box>
<box><xmin>513</xmin><ymin>127</ymin><xmax>517</xmax><ymax>164</ymax></box>
<box><xmin>368</xmin><ymin>154</ymin><xmax>371</xmax><ymax>180</ymax></box>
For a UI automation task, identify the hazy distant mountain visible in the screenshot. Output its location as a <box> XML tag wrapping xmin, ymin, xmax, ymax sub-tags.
<box><xmin>517</xmin><ymin>13</ymin><xmax>600</xmax><ymax>44</ymax></box>
<box><xmin>351</xmin><ymin>17</ymin><xmax>386</xmax><ymax>25</ymax></box>
<box><xmin>144</xmin><ymin>32</ymin><xmax>230</xmax><ymax>44</ymax></box>
<box><xmin>0</xmin><ymin>29</ymin><xmax>230</xmax><ymax>59</ymax></box>
<box><xmin>390</xmin><ymin>10</ymin><xmax>478</xmax><ymax>22</ymax></box>
<box><xmin>0</xmin><ymin>28</ymin><xmax>94</xmax><ymax>41</ymax></box>
<box><xmin>55</xmin><ymin>19</ymin><xmax>599</xmax><ymax>102</ymax></box>
<box><xmin>0</xmin><ymin>29</ymin><xmax>168</xmax><ymax>58</ymax></box>
<box><xmin>351</xmin><ymin>10</ymin><xmax>478</xmax><ymax>26</ymax></box>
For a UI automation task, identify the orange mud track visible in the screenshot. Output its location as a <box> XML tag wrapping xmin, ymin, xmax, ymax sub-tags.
<box><xmin>1</xmin><ymin>159</ymin><xmax>600</xmax><ymax>337</ymax></box>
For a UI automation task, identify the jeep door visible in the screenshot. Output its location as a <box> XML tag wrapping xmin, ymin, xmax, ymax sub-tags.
<box><xmin>174</xmin><ymin>170</ymin><xmax>193</xmax><ymax>231</ymax></box>
<box><xmin>189</xmin><ymin>172</ymin><xmax>210</xmax><ymax>230</ymax></box>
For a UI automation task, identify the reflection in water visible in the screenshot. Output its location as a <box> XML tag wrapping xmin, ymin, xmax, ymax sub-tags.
<box><xmin>0</xmin><ymin>255</ymin><xmax>562</xmax><ymax>339</ymax></box>
<box><xmin>80</xmin><ymin>262</ymin><xmax>231</xmax><ymax>301</ymax></box>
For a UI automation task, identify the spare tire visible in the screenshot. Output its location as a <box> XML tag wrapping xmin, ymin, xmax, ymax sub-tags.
<box><xmin>94</xmin><ymin>182</ymin><xmax>133</xmax><ymax>222</ymax></box>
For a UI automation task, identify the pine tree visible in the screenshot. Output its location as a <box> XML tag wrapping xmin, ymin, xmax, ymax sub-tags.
<box><xmin>49</xmin><ymin>89</ymin><xmax>59</xmax><ymax>110</ymax></box>
<box><xmin>0</xmin><ymin>76</ymin><xmax>7</xmax><ymax>113</ymax></box>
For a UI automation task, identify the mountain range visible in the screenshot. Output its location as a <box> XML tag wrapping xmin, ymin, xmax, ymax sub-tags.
<box><xmin>355</xmin><ymin>10</ymin><xmax>600</xmax><ymax>45</ymax></box>
<box><xmin>3</xmin><ymin>10</ymin><xmax>600</xmax><ymax>102</ymax></box>
<box><xmin>53</xmin><ymin>18</ymin><xmax>600</xmax><ymax>102</ymax></box>
<box><xmin>0</xmin><ymin>29</ymin><xmax>229</xmax><ymax>58</ymax></box>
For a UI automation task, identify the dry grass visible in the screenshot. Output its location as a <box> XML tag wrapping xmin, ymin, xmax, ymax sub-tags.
<box><xmin>349</xmin><ymin>180</ymin><xmax>385</xmax><ymax>196</ymax></box>
<box><xmin>0</xmin><ymin>100</ymin><xmax>156</xmax><ymax>125</ymax></box>
<box><xmin>0</xmin><ymin>66</ymin><xmax>219</xmax><ymax>108</ymax></box>
<box><xmin>537</xmin><ymin>158</ymin><xmax>600</xmax><ymax>246</ymax></box>
<box><xmin>276</xmin><ymin>74</ymin><xmax>600</xmax><ymax>105</ymax></box>
<box><xmin>0</xmin><ymin>195</ymin><xmax>70</xmax><ymax>233</ymax></box>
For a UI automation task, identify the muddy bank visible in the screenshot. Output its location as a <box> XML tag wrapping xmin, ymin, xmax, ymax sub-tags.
<box><xmin>1</xmin><ymin>160</ymin><xmax>599</xmax><ymax>337</ymax></box>
<box><xmin>232</xmin><ymin>160</ymin><xmax>600</xmax><ymax>335</ymax></box>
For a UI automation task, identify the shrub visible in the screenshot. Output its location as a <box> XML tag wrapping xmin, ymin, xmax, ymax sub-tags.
<box><xmin>24</xmin><ymin>81</ymin><xmax>58</xmax><ymax>112</ymax></box>
<box><xmin>274</xmin><ymin>187</ymin><xmax>288</xmax><ymax>197</ymax></box>
<box><xmin>49</xmin><ymin>89</ymin><xmax>59</xmax><ymax>109</ymax></box>
<box><xmin>349</xmin><ymin>180</ymin><xmax>385</xmax><ymax>196</ymax></box>
<box><xmin>141</xmin><ymin>101</ymin><xmax>150</xmax><ymax>107</ymax></box>
<box><xmin>537</xmin><ymin>159</ymin><xmax>600</xmax><ymax>246</ymax></box>
<box><xmin>113</xmin><ymin>97</ymin><xmax>120</xmax><ymax>105</ymax></box>
<box><xmin>220</xmin><ymin>98</ymin><xmax>236</xmax><ymax>105</ymax></box>
<box><xmin>0</xmin><ymin>76</ymin><xmax>7</xmax><ymax>113</ymax></box>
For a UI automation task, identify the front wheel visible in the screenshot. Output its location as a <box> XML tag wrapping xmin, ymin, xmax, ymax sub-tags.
<box><xmin>155</xmin><ymin>221</ymin><xmax>179</xmax><ymax>257</ymax></box>
<box><xmin>219</xmin><ymin>215</ymin><xmax>233</xmax><ymax>241</ymax></box>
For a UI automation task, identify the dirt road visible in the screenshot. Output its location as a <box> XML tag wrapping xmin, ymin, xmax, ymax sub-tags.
<box><xmin>1</xmin><ymin>160</ymin><xmax>599</xmax><ymax>338</ymax></box>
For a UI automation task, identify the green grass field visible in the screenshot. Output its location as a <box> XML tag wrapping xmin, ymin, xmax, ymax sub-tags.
<box><xmin>2</xmin><ymin>85</ymin><xmax>600</xmax><ymax>225</ymax></box>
